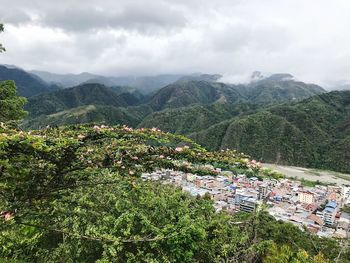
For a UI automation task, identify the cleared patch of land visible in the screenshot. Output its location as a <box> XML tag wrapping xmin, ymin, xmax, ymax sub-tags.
<box><xmin>263</xmin><ymin>163</ymin><xmax>350</xmax><ymax>186</ymax></box>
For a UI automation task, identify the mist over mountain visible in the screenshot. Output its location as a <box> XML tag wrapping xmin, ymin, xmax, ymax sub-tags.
<box><xmin>0</xmin><ymin>65</ymin><xmax>57</xmax><ymax>97</ymax></box>
<box><xmin>30</xmin><ymin>68</ymin><xmax>189</xmax><ymax>94</ymax></box>
<box><xmin>325</xmin><ymin>80</ymin><xmax>350</xmax><ymax>91</ymax></box>
<box><xmin>30</xmin><ymin>70</ymin><xmax>99</xmax><ymax>88</ymax></box>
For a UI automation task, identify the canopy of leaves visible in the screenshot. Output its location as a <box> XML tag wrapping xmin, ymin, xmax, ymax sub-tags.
<box><xmin>0</xmin><ymin>124</ymin><xmax>348</xmax><ymax>262</ymax></box>
<box><xmin>0</xmin><ymin>80</ymin><xmax>27</xmax><ymax>122</ymax></box>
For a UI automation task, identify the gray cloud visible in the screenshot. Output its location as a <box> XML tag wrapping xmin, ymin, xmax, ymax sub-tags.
<box><xmin>0</xmin><ymin>0</ymin><xmax>187</xmax><ymax>33</ymax></box>
<box><xmin>0</xmin><ymin>8</ymin><xmax>32</xmax><ymax>25</ymax></box>
<box><xmin>42</xmin><ymin>3</ymin><xmax>187</xmax><ymax>33</ymax></box>
<box><xmin>1</xmin><ymin>0</ymin><xmax>350</xmax><ymax>85</ymax></box>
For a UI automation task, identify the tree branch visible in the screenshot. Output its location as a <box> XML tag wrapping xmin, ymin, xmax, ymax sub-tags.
<box><xmin>16</xmin><ymin>221</ymin><xmax>171</xmax><ymax>244</ymax></box>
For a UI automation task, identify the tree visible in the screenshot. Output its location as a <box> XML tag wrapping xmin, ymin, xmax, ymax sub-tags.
<box><xmin>0</xmin><ymin>23</ymin><xmax>26</xmax><ymax>122</ymax></box>
<box><xmin>0</xmin><ymin>23</ymin><xmax>5</xmax><ymax>52</ymax></box>
<box><xmin>264</xmin><ymin>244</ymin><xmax>330</xmax><ymax>263</ymax></box>
<box><xmin>0</xmin><ymin>124</ymin><xmax>348</xmax><ymax>262</ymax></box>
<box><xmin>0</xmin><ymin>80</ymin><xmax>27</xmax><ymax>122</ymax></box>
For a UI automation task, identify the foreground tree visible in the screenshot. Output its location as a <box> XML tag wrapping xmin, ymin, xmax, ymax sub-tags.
<box><xmin>0</xmin><ymin>80</ymin><xmax>27</xmax><ymax>122</ymax></box>
<box><xmin>0</xmin><ymin>24</ymin><xmax>27</xmax><ymax>122</ymax></box>
<box><xmin>0</xmin><ymin>124</ymin><xmax>348</xmax><ymax>262</ymax></box>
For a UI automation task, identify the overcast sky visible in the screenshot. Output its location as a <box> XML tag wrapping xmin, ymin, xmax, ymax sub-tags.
<box><xmin>1</xmin><ymin>0</ymin><xmax>350</xmax><ymax>85</ymax></box>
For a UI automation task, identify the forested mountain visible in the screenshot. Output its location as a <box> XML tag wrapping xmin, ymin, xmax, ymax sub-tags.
<box><xmin>147</xmin><ymin>74</ymin><xmax>325</xmax><ymax>110</ymax></box>
<box><xmin>22</xmin><ymin>104</ymin><xmax>152</xmax><ymax>129</ymax></box>
<box><xmin>24</xmin><ymin>75</ymin><xmax>324</xmax><ymax>128</ymax></box>
<box><xmin>0</xmin><ymin>65</ymin><xmax>56</xmax><ymax>97</ymax></box>
<box><xmin>139</xmin><ymin>102</ymin><xmax>258</xmax><ymax>134</ymax></box>
<box><xmin>190</xmin><ymin>90</ymin><xmax>350</xmax><ymax>173</ymax></box>
<box><xmin>19</xmin><ymin>70</ymin><xmax>349</xmax><ymax>173</ymax></box>
<box><xmin>147</xmin><ymin>81</ymin><xmax>246</xmax><ymax>110</ymax></box>
<box><xmin>138</xmin><ymin>75</ymin><xmax>326</xmax><ymax>135</ymax></box>
<box><xmin>25</xmin><ymin>83</ymin><xmax>144</xmax><ymax>117</ymax></box>
<box><xmin>236</xmin><ymin>73</ymin><xmax>326</xmax><ymax>104</ymax></box>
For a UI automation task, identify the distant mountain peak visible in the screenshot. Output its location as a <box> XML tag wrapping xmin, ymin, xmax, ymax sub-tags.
<box><xmin>2</xmin><ymin>64</ymin><xmax>22</xmax><ymax>70</ymax></box>
<box><xmin>250</xmin><ymin>72</ymin><xmax>295</xmax><ymax>84</ymax></box>
<box><xmin>177</xmin><ymin>73</ymin><xmax>222</xmax><ymax>83</ymax></box>
<box><xmin>265</xmin><ymin>73</ymin><xmax>294</xmax><ymax>82</ymax></box>
<box><xmin>250</xmin><ymin>71</ymin><xmax>265</xmax><ymax>82</ymax></box>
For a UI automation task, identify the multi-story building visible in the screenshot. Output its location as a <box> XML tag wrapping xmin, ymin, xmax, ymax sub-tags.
<box><xmin>298</xmin><ymin>191</ymin><xmax>315</xmax><ymax>204</ymax></box>
<box><xmin>323</xmin><ymin>201</ymin><xmax>337</xmax><ymax>226</ymax></box>
<box><xmin>258</xmin><ymin>183</ymin><xmax>268</xmax><ymax>200</ymax></box>
<box><xmin>239</xmin><ymin>197</ymin><xmax>258</xmax><ymax>213</ymax></box>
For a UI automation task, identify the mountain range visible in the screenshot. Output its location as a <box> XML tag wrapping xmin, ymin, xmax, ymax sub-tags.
<box><xmin>2</xmin><ymin>64</ymin><xmax>350</xmax><ymax>173</ymax></box>
<box><xmin>30</xmin><ymin>69</ymin><xmax>188</xmax><ymax>94</ymax></box>
<box><xmin>0</xmin><ymin>65</ymin><xmax>58</xmax><ymax>97</ymax></box>
<box><xmin>189</xmin><ymin>90</ymin><xmax>350</xmax><ymax>173</ymax></box>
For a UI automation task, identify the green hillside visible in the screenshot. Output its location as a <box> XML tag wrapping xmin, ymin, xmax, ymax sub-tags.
<box><xmin>139</xmin><ymin>102</ymin><xmax>258</xmax><ymax>134</ymax></box>
<box><xmin>0</xmin><ymin>65</ymin><xmax>55</xmax><ymax>97</ymax></box>
<box><xmin>147</xmin><ymin>80</ymin><xmax>246</xmax><ymax>110</ymax></box>
<box><xmin>190</xmin><ymin>90</ymin><xmax>350</xmax><ymax>173</ymax></box>
<box><xmin>234</xmin><ymin>74</ymin><xmax>325</xmax><ymax>105</ymax></box>
<box><xmin>21</xmin><ymin>77</ymin><xmax>347</xmax><ymax>172</ymax></box>
<box><xmin>22</xmin><ymin>104</ymin><xmax>153</xmax><ymax>130</ymax></box>
<box><xmin>148</xmin><ymin>74</ymin><xmax>325</xmax><ymax>111</ymax></box>
<box><xmin>140</xmin><ymin>76</ymin><xmax>325</xmax><ymax>129</ymax></box>
<box><xmin>25</xmin><ymin>83</ymin><xmax>144</xmax><ymax>117</ymax></box>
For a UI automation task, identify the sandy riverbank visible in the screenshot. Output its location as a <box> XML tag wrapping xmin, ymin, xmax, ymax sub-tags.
<box><xmin>263</xmin><ymin>163</ymin><xmax>350</xmax><ymax>186</ymax></box>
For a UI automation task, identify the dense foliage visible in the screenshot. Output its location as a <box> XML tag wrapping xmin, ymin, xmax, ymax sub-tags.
<box><xmin>139</xmin><ymin>102</ymin><xmax>258</xmax><ymax>135</ymax></box>
<box><xmin>0</xmin><ymin>124</ymin><xmax>348</xmax><ymax>262</ymax></box>
<box><xmin>0</xmin><ymin>80</ymin><xmax>27</xmax><ymax>122</ymax></box>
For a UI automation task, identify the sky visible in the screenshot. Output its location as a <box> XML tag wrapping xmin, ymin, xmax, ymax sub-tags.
<box><xmin>1</xmin><ymin>0</ymin><xmax>350</xmax><ymax>86</ymax></box>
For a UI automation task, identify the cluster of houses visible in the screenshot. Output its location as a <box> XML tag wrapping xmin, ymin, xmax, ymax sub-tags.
<box><xmin>141</xmin><ymin>169</ymin><xmax>350</xmax><ymax>239</ymax></box>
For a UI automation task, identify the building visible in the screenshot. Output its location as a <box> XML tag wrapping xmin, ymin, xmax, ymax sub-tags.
<box><xmin>235</xmin><ymin>189</ymin><xmax>258</xmax><ymax>204</ymax></box>
<box><xmin>239</xmin><ymin>197</ymin><xmax>258</xmax><ymax>213</ymax></box>
<box><xmin>323</xmin><ymin>201</ymin><xmax>337</xmax><ymax>226</ymax></box>
<box><xmin>298</xmin><ymin>191</ymin><xmax>315</xmax><ymax>204</ymax></box>
<box><xmin>258</xmin><ymin>183</ymin><xmax>268</xmax><ymax>200</ymax></box>
<box><xmin>307</xmin><ymin>214</ymin><xmax>323</xmax><ymax>226</ymax></box>
<box><xmin>341</xmin><ymin>185</ymin><xmax>350</xmax><ymax>204</ymax></box>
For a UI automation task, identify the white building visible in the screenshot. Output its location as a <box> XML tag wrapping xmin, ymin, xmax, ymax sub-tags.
<box><xmin>298</xmin><ymin>191</ymin><xmax>315</xmax><ymax>204</ymax></box>
<box><xmin>341</xmin><ymin>185</ymin><xmax>350</xmax><ymax>204</ymax></box>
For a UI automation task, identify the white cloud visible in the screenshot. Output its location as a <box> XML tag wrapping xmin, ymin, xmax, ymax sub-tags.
<box><xmin>1</xmin><ymin>0</ymin><xmax>350</xmax><ymax>85</ymax></box>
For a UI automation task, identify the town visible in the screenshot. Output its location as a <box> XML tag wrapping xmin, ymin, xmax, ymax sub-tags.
<box><xmin>141</xmin><ymin>168</ymin><xmax>350</xmax><ymax>239</ymax></box>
